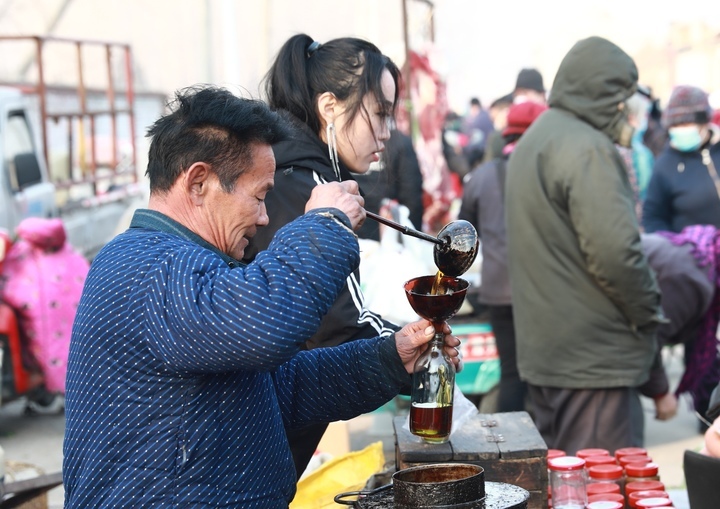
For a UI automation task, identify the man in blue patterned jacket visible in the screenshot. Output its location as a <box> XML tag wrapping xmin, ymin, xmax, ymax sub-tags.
<box><xmin>62</xmin><ymin>86</ymin><xmax>460</xmax><ymax>508</ymax></box>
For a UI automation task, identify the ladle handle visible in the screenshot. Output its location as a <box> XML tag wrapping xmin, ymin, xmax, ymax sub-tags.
<box><xmin>365</xmin><ymin>211</ymin><xmax>445</xmax><ymax>246</ymax></box>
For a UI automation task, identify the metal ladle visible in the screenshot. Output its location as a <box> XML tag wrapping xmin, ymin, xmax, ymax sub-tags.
<box><xmin>365</xmin><ymin>211</ymin><xmax>479</xmax><ymax>277</ymax></box>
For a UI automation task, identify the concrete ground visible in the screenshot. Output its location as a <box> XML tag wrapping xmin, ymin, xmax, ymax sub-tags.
<box><xmin>0</xmin><ymin>344</ymin><xmax>705</xmax><ymax>508</ymax></box>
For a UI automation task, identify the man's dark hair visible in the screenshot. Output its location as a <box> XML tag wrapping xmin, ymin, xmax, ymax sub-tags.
<box><xmin>146</xmin><ymin>85</ymin><xmax>291</xmax><ymax>193</ymax></box>
<box><xmin>470</xmin><ymin>97</ymin><xmax>481</xmax><ymax>108</ymax></box>
<box><xmin>263</xmin><ymin>34</ymin><xmax>401</xmax><ymax>139</ymax></box>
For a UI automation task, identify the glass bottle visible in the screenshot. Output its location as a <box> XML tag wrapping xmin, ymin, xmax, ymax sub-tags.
<box><xmin>409</xmin><ymin>334</ymin><xmax>455</xmax><ymax>443</ymax></box>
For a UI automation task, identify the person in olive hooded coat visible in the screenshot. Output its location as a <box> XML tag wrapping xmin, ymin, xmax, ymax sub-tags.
<box><xmin>505</xmin><ymin>37</ymin><xmax>664</xmax><ymax>454</ymax></box>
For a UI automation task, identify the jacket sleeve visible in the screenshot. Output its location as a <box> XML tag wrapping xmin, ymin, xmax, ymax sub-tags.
<box><xmin>273</xmin><ymin>334</ymin><xmax>411</xmax><ymax>427</ymax></box>
<box><xmin>246</xmin><ymin>166</ymin><xmax>398</xmax><ymax>350</ymax></box>
<box><xmin>144</xmin><ymin>211</ymin><xmax>360</xmax><ymax>373</ymax></box>
<box><xmin>638</xmin><ymin>346</ymin><xmax>670</xmax><ymax>398</ymax></box>
<box><xmin>566</xmin><ymin>144</ymin><xmax>662</xmax><ymax>331</ymax></box>
<box><xmin>642</xmin><ymin>163</ymin><xmax>673</xmax><ymax>233</ymax></box>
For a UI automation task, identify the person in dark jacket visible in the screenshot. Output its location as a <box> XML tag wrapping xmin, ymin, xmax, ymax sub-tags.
<box><xmin>643</xmin><ymin>85</ymin><xmax>720</xmax><ymax>233</ymax></box>
<box><xmin>62</xmin><ymin>86</ymin><xmax>461</xmax><ymax>508</ymax></box>
<box><xmin>505</xmin><ymin>37</ymin><xmax>664</xmax><ymax>454</ymax></box>
<box><xmin>458</xmin><ymin>101</ymin><xmax>547</xmax><ymax>413</ymax></box>
<box><xmin>243</xmin><ymin>34</ymin><xmax>403</xmax><ymax>477</ymax></box>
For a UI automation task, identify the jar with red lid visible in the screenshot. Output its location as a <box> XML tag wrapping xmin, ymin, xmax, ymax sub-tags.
<box><xmin>587</xmin><ymin>501</ymin><xmax>624</xmax><ymax>509</ymax></box>
<box><xmin>587</xmin><ymin>482</ymin><xmax>621</xmax><ymax>496</ymax></box>
<box><xmin>585</xmin><ymin>455</ymin><xmax>618</xmax><ymax>468</ymax></box>
<box><xmin>628</xmin><ymin>490</ymin><xmax>670</xmax><ymax>509</ymax></box>
<box><xmin>588</xmin><ymin>464</ymin><xmax>625</xmax><ymax>495</ymax></box>
<box><xmin>548</xmin><ymin>449</ymin><xmax>566</xmax><ymax>460</ymax></box>
<box><xmin>548</xmin><ymin>456</ymin><xmax>587</xmax><ymax>509</ymax></box>
<box><xmin>615</xmin><ymin>447</ymin><xmax>647</xmax><ymax>460</ymax></box>
<box><xmin>547</xmin><ymin>448</ymin><xmax>566</xmax><ymax>500</ymax></box>
<box><xmin>636</xmin><ymin>497</ymin><xmax>674</xmax><ymax>508</ymax></box>
<box><xmin>619</xmin><ymin>454</ymin><xmax>652</xmax><ymax>468</ymax></box>
<box><xmin>577</xmin><ymin>448</ymin><xmax>610</xmax><ymax>459</ymax></box>
<box><xmin>625</xmin><ymin>462</ymin><xmax>661</xmax><ymax>483</ymax></box>
<box><xmin>626</xmin><ymin>480</ymin><xmax>666</xmax><ymax>498</ymax></box>
<box><xmin>588</xmin><ymin>493</ymin><xmax>625</xmax><ymax>505</ymax></box>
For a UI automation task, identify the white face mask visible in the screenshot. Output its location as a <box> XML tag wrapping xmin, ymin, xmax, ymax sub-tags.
<box><xmin>669</xmin><ymin>125</ymin><xmax>703</xmax><ymax>152</ymax></box>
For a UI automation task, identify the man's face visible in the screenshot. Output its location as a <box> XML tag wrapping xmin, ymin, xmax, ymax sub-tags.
<box><xmin>204</xmin><ymin>142</ymin><xmax>275</xmax><ymax>260</ymax></box>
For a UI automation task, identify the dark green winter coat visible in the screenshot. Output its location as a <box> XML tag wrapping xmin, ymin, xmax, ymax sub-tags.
<box><xmin>505</xmin><ymin>37</ymin><xmax>663</xmax><ymax>389</ymax></box>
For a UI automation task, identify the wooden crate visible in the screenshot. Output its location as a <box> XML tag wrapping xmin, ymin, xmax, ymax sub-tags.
<box><xmin>394</xmin><ymin>411</ymin><xmax>548</xmax><ymax>509</ymax></box>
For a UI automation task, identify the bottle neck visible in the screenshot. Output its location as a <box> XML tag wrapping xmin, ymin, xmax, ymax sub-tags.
<box><xmin>430</xmin><ymin>331</ymin><xmax>445</xmax><ymax>347</ymax></box>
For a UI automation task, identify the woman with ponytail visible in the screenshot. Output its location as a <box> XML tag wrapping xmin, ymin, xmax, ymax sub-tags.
<box><xmin>243</xmin><ymin>33</ymin><xmax>401</xmax><ymax>478</ymax></box>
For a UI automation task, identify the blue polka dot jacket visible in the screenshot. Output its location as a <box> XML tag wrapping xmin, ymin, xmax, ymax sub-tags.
<box><xmin>63</xmin><ymin>208</ymin><xmax>409</xmax><ymax>508</ymax></box>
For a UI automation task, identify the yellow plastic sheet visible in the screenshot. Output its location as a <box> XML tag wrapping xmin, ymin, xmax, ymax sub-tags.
<box><xmin>290</xmin><ymin>441</ymin><xmax>385</xmax><ymax>509</ymax></box>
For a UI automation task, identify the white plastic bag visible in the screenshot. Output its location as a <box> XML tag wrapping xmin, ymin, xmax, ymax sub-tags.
<box><xmin>359</xmin><ymin>205</ymin><xmax>435</xmax><ymax>325</ymax></box>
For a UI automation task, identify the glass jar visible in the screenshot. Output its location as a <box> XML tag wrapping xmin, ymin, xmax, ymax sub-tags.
<box><xmin>409</xmin><ymin>335</ymin><xmax>455</xmax><ymax>443</ymax></box>
<box><xmin>625</xmin><ymin>462</ymin><xmax>661</xmax><ymax>484</ymax></box>
<box><xmin>588</xmin><ymin>464</ymin><xmax>625</xmax><ymax>495</ymax></box>
<box><xmin>547</xmin><ymin>448</ymin><xmax>567</xmax><ymax>499</ymax></box>
<box><xmin>548</xmin><ymin>456</ymin><xmax>587</xmax><ymax>509</ymax></box>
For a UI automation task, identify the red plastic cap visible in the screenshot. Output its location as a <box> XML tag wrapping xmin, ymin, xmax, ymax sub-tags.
<box><xmin>588</xmin><ymin>464</ymin><xmax>624</xmax><ymax>480</ymax></box>
<box><xmin>626</xmin><ymin>480</ymin><xmax>666</xmax><ymax>494</ymax></box>
<box><xmin>615</xmin><ymin>447</ymin><xmax>647</xmax><ymax>459</ymax></box>
<box><xmin>619</xmin><ymin>454</ymin><xmax>652</xmax><ymax>467</ymax></box>
<box><xmin>585</xmin><ymin>455</ymin><xmax>618</xmax><ymax>468</ymax></box>
<box><xmin>547</xmin><ymin>449</ymin><xmax>566</xmax><ymax>459</ymax></box>
<box><xmin>587</xmin><ymin>482</ymin><xmax>621</xmax><ymax>495</ymax></box>
<box><xmin>628</xmin><ymin>491</ymin><xmax>670</xmax><ymax>508</ymax></box>
<box><xmin>577</xmin><ymin>448</ymin><xmax>610</xmax><ymax>459</ymax></box>
<box><xmin>636</xmin><ymin>497</ymin><xmax>673</xmax><ymax>508</ymax></box>
<box><xmin>587</xmin><ymin>502</ymin><xmax>624</xmax><ymax>509</ymax></box>
<box><xmin>588</xmin><ymin>493</ymin><xmax>625</xmax><ymax>504</ymax></box>
<box><xmin>625</xmin><ymin>462</ymin><xmax>659</xmax><ymax>477</ymax></box>
<box><xmin>548</xmin><ymin>456</ymin><xmax>585</xmax><ymax>471</ymax></box>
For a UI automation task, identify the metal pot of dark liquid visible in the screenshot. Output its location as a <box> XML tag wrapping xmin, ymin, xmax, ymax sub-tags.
<box><xmin>365</xmin><ymin>212</ymin><xmax>479</xmax><ymax>277</ymax></box>
<box><xmin>392</xmin><ymin>463</ymin><xmax>485</xmax><ymax>508</ymax></box>
<box><xmin>334</xmin><ymin>464</ymin><xmax>529</xmax><ymax>509</ymax></box>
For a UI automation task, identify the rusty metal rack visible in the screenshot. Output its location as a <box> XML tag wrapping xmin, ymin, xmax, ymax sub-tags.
<box><xmin>0</xmin><ymin>35</ymin><xmax>138</xmax><ymax>196</ymax></box>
